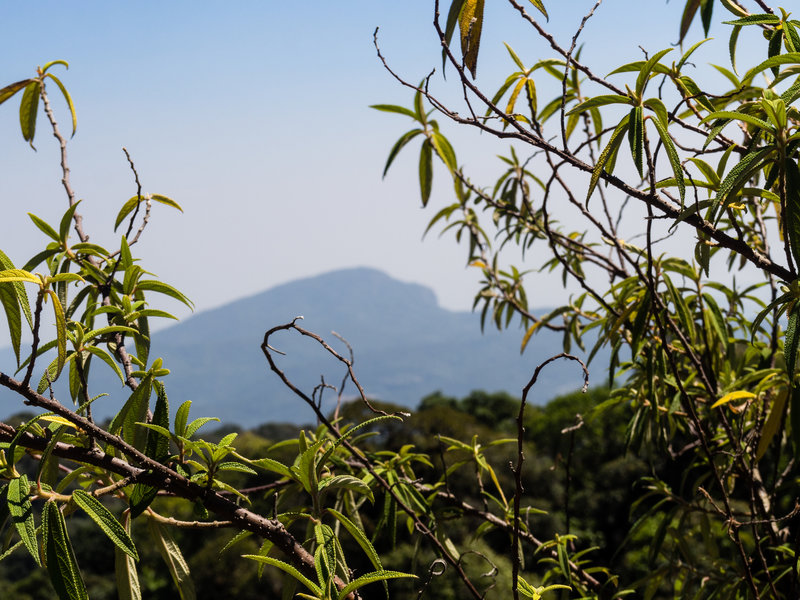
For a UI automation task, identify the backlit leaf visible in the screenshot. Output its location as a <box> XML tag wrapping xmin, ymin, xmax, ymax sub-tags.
<box><xmin>43</xmin><ymin>500</ymin><xmax>88</xmax><ymax>600</ymax></box>
<box><xmin>148</xmin><ymin>518</ymin><xmax>196</xmax><ymax>600</ymax></box>
<box><xmin>711</xmin><ymin>390</ymin><xmax>756</xmax><ymax>409</ymax></box>
<box><xmin>115</xmin><ymin>513</ymin><xmax>141</xmax><ymax>600</ymax></box>
<box><xmin>459</xmin><ymin>0</ymin><xmax>485</xmax><ymax>78</ymax></box>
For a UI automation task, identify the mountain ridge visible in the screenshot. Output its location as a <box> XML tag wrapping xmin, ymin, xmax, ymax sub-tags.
<box><xmin>0</xmin><ymin>267</ymin><xmax>599</xmax><ymax>425</ymax></box>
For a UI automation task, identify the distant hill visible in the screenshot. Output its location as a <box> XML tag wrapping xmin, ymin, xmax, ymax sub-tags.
<box><xmin>0</xmin><ymin>268</ymin><xmax>602</xmax><ymax>425</ymax></box>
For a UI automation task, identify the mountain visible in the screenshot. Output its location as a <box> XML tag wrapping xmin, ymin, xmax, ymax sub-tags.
<box><xmin>0</xmin><ymin>268</ymin><xmax>601</xmax><ymax>425</ymax></box>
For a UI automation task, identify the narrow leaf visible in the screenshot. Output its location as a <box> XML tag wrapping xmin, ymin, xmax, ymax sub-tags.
<box><xmin>242</xmin><ymin>554</ymin><xmax>322</xmax><ymax>596</ymax></box>
<box><xmin>711</xmin><ymin>390</ymin><xmax>756</xmax><ymax>409</ymax></box>
<box><xmin>72</xmin><ymin>490</ymin><xmax>139</xmax><ymax>560</ymax></box>
<box><xmin>6</xmin><ymin>475</ymin><xmax>40</xmax><ymax>566</ymax></box>
<box><xmin>148</xmin><ymin>518</ymin><xmax>196</xmax><ymax>600</ymax></box>
<box><xmin>0</xmin><ymin>79</ymin><xmax>32</xmax><ymax>105</ymax></box>
<box><xmin>19</xmin><ymin>80</ymin><xmax>40</xmax><ymax>145</ymax></box>
<box><xmin>44</xmin><ymin>73</ymin><xmax>77</xmax><ymax>137</ymax></box>
<box><xmin>459</xmin><ymin>0</ymin><xmax>485</xmax><ymax>78</ymax></box>
<box><xmin>43</xmin><ymin>500</ymin><xmax>88</xmax><ymax>600</ymax></box>
<box><xmin>419</xmin><ymin>139</ymin><xmax>433</xmax><ymax>206</ymax></box>
<box><xmin>115</xmin><ymin>513</ymin><xmax>141</xmax><ymax>600</ymax></box>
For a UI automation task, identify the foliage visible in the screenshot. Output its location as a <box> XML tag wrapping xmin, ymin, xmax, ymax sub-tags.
<box><xmin>2</xmin><ymin>1</ymin><xmax>800</xmax><ymax>599</ymax></box>
<box><xmin>370</xmin><ymin>0</ymin><xmax>800</xmax><ymax>597</ymax></box>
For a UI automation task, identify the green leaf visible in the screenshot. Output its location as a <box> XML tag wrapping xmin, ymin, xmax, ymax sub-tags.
<box><xmin>792</xmin><ymin>383</ymin><xmax>800</xmax><ymax>453</ymax></box>
<box><xmin>58</xmin><ymin>201</ymin><xmax>81</xmax><ymax>242</ymax></box>
<box><xmin>649</xmin><ymin>111</ymin><xmax>685</xmax><ymax>203</ymax></box>
<box><xmin>643</xmin><ymin>97</ymin><xmax>668</xmax><ymax>127</ymax></box>
<box><xmin>459</xmin><ymin>0</ymin><xmax>485</xmax><ymax>78</ymax></box>
<box><xmin>242</xmin><ymin>554</ymin><xmax>322</xmax><ymax>596</ymax></box>
<box><xmin>635</xmin><ymin>48</ymin><xmax>673</xmax><ymax>97</ymax></box>
<box><xmin>245</xmin><ymin>456</ymin><xmax>292</xmax><ymax>478</ymax></box>
<box><xmin>43</xmin><ymin>500</ymin><xmax>88</xmax><ymax>600</ymax></box>
<box><xmin>6</xmin><ymin>475</ymin><xmax>40</xmax><ymax>566</ymax></box>
<box><xmin>628</xmin><ymin>106</ymin><xmax>644</xmax><ymax>177</ymax></box>
<box><xmin>381</xmin><ymin>129</ymin><xmax>423</xmax><ymax>178</ymax></box>
<box><xmin>370</xmin><ymin>104</ymin><xmax>418</xmax><ymax>119</ymax></box>
<box><xmin>0</xmin><ymin>250</ymin><xmax>32</xmax><ymax>329</ymax></box>
<box><xmin>72</xmin><ymin>490</ymin><xmax>139</xmax><ymax>561</ymax></box>
<box><xmin>419</xmin><ymin>139</ymin><xmax>433</xmax><ymax>206</ymax></box>
<box><xmin>785</xmin><ymin>158</ymin><xmax>800</xmax><ymax>268</ymax></box>
<box><xmin>19</xmin><ymin>80</ymin><xmax>41</xmax><ymax>145</ymax></box>
<box><xmin>567</xmin><ymin>94</ymin><xmax>630</xmax><ymax>116</ymax></box>
<box><xmin>83</xmin><ymin>346</ymin><xmax>124</xmax><ymax>384</ymax></box>
<box><xmin>108</xmin><ymin>373</ymin><xmax>153</xmax><ymax>447</ymax></box>
<box><xmin>679</xmin><ymin>0</ymin><xmax>702</xmax><ymax>44</ymax></box>
<box><xmin>318</xmin><ymin>474</ymin><xmax>373</xmax><ymax>501</ymax></box>
<box><xmin>0</xmin><ymin>79</ymin><xmax>32</xmax><ymax>106</ymax></box>
<box><xmin>700</xmin><ymin>110</ymin><xmax>773</xmax><ymax>132</ymax></box>
<box><xmin>430</xmin><ymin>131</ymin><xmax>458</xmax><ymax>173</ymax></box>
<box><xmin>742</xmin><ymin>52</ymin><xmax>800</xmax><ymax>84</ymax></box>
<box><xmin>147</xmin><ymin>518</ymin><xmax>196</xmax><ymax>600</ymax></box>
<box><xmin>786</xmin><ymin>304</ymin><xmax>800</xmax><ymax>379</ymax></box>
<box><xmin>44</xmin><ymin>73</ymin><xmax>76</xmax><ymax>137</ymax></box>
<box><xmin>338</xmin><ymin>570</ymin><xmax>417</xmax><ymax>598</ymax></box>
<box><xmin>42</xmin><ymin>60</ymin><xmax>70</xmax><ymax>72</ymax></box>
<box><xmin>115</xmin><ymin>196</ymin><xmax>141</xmax><ymax>232</ymax></box>
<box><xmin>28</xmin><ymin>213</ymin><xmax>60</xmax><ymax>242</ymax></box>
<box><xmin>39</xmin><ymin>290</ymin><xmax>66</xmax><ymax>376</ymax></box>
<box><xmin>115</xmin><ymin>513</ymin><xmax>141</xmax><ymax>600</ymax></box>
<box><xmin>0</xmin><ymin>277</ymin><xmax>24</xmax><ymax>365</ymax></box>
<box><xmin>148</xmin><ymin>381</ymin><xmax>171</xmax><ymax>462</ymax></box>
<box><xmin>49</xmin><ymin>273</ymin><xmax>84</xmax><ymax>284</ymax></box>
<box><xmin>128</xmin><ymin>484</ymin><xmax>158</xmax><ymax>521</ymax></box>
<box><xmin>504</xmin><ymin>42</ymin><xmax>525</xmax><ymax>71</ymax></box>
<box><xmin>723</xmin><ymin>14</ymin><xmax>780</xmax><ymax>26</ymax></box>
<box><xmin>184</xmin><ymin>416</ymin><xmax>219</xmax><ymax>439</ymax></box>
<box><xmin>443</xmin><ymin>0</ymin><xmax>467</xmax><ymax>74</ymax></box>
<box><xmin>135</xmin><ymin>280</ymin><xmax>193</xmax><ymax>309</ymax></box>
<box><xmin>150</xmin><ymin>194</ymin><xmax>183</xmax><ymax>212</ymax></box>
<box><xmin>713</xmin><ymin>147</ymin><xmax>775</xmax><ymax>219</ymax></box>
<box><xmin>587</xmin><ymin>114</ymin><xmax>629</xmax><ymax>201</ymax></box>
<box><xmin>175</xmin><ymin>400</ymin><xmax>192</xmax><ymax>438</ymax></box>
<box><xmin>528</xmin><ymin>0</ymin><xmax>547</xmax><ymax>18</ymax></box>
<box><xmin>328</xmin><ymin>508</ymin><xmax>389</xmax><ymax>597</ymax></box>
<box><xmin>218</xmin><ymin>530</ymin><xmax>252</xmax><ymax>556</ymax></box>
<box><xmin>757</xmin><ymin>388</ymin><xmax>788</xmax><ymax>460</ymax></box>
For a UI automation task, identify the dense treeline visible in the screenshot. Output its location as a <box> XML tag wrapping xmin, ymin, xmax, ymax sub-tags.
<box><xmin>1</xmin><ymin>387</ymin><xmax>665</xmax><ymax>599</ymax></box>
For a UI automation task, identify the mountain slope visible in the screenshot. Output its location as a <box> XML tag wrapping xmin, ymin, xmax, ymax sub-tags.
<box><xmin>0</xmin><ymin>268</ymin><xmax>600</xmax><ymax>425</ymax></box>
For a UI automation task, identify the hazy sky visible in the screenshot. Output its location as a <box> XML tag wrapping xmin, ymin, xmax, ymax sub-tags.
<box><xmin>0</xmin><ymin>1</ymin><xmax>747</xmax><ymax>343</ymax></box>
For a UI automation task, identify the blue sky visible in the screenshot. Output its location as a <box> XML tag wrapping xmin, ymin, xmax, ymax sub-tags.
<box><xmin>0</xmin><ymin>1</ymin><xmax>748</xmax><ymax>344</ymax></box>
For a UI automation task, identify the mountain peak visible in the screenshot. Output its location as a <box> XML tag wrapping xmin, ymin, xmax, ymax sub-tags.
<box><xmin>1</xmin><ymin>268</ymin><xmax>594</xmax><ymax>425</ymax></box>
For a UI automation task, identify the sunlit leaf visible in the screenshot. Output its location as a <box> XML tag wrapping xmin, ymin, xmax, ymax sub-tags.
<box><xmin>711</xmin><ymin>390</ymin><xmax>756</xmax><ymax>409</ymax></box>
<box><xmin>44</xmin><ymin>73</ymin><xmax>76</xmax><ymax>137</ymax></box>
<box><xmin>19</xmin><ymin>80</ymin><xmax>40</xmax><ymax>145</ymax></box>
<box><xmin>5</xmin><ymin>475</ymin><xmax>40</xmax><ymax>566</ymax></box>
<box><xmin>242</xmin><ymin>554</ymin><xmax>322</xmax><ymax>596</ymax></box>
<box><xmin>459</xmin><ymin>0</ymin><xmax>485</xmax><ymax>78</ymax></box>
<box><xmin>72</xmin><ymin>490</ymin><xmax>139</xmax><ymax>560</ymax></box>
